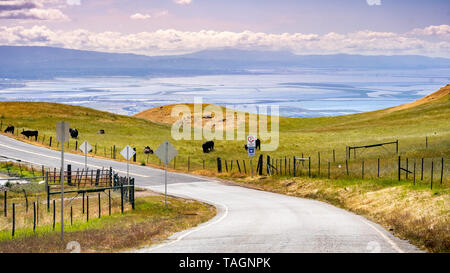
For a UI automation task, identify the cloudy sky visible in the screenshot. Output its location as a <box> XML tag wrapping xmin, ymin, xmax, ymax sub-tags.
<box><xmin>0</xmin><ymin>0</ymin><xmax>449</xmax><ymax>57</ymax></box>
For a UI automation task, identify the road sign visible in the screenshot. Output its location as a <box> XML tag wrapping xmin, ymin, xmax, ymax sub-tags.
<box><xmin>155</xmin><ymin>140</ymin><xmax>178</xmax><ymax>165</ymax></box>
<box><xmin>80</xmin><ymin>141</ymin><xmax>92</xmax><ymax>170</ymax></box>
<box><xmin>56</xmin><ymin>121</ymin><xmax>70</xmax><ymax>143</ymax></box>
<box><xmin>80</xmin><ymin>141</ymin><xmax>92</xmax><ymax>154</ymax></box>
<box><xmin>248</xmin><ymin>147</ymin><xmax>255</xmax><ymax>157</ymax></box>
<box><xmin>247</xmin><ymin>135</ymin><xmax>256</xmax><ymax>148</ymax></box>
<box><xmin>120</xmin><ymin>145</ymin><xmax>135</xmax><ymax>184</ymax></box>
<box><xmin>155</xmin><ymin>140</ymin><xmax>178</xmax><ymax>208</ymax></box>
<box><xmin>120</xmin><ymin>145</ymin><xmax>135</xmax><ymax>161</ymax></box>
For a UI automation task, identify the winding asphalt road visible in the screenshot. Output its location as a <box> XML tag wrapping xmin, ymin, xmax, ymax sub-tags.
<box><xmin>0</xmin><ymin>134</ymin><xmax>421</xmax><ymax>253</ymax></box>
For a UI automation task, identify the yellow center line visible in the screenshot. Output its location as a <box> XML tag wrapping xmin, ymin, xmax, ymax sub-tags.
<box><xmin>0</xmin><ymin>142</ymin><xmax>150</xmax><ymax>178</ymax></box>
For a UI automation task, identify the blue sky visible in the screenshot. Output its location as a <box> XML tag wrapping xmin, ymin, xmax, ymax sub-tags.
<box><xmin>0</xmin><ymin>0</ymin><xmax>449</xmax><ymax>56</ymax></box>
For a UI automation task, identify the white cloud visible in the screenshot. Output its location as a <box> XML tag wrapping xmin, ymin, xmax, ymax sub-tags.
<box><xmin>130</xmin><ymin>10</ymin><xmax>168</xmax><ymax>20</ymax></box>
<box><xmin>174</xmin><ymin>0</ymin><xmax>192</xmax><ymax>5</ymax></box>
<box><xmin>0</xmin><ymin>0</ymin><xmax>69</xmax><ymax>20</ymax></box>
<box><xmin>66</xmin><ymin>0</ymin><xmax>81</xmax><ymax>6</ymax></box>
<box><xmin>130</xmin><ymin>13</ymin><xmax>151</xmax><ymax>20</ymax></box>
<box><xmin>366</xmin><ymin>0</ymin><xmax>381</xmax><ymax>6</ymax></box>
<box><xmin>409</xmin><ymin>25</ymin><xmax>450</xmax><ymax>40</ymax></box>
<box><xmin>1</xmin><ymin>25</ymin><xmax>449</xmax><ymax>58</ymax></box>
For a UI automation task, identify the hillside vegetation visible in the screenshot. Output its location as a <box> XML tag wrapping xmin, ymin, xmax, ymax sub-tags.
<box><xmin>0</xmin><ymin>85</ymin><xmax>449</xmax><ymax>252</ymax></box>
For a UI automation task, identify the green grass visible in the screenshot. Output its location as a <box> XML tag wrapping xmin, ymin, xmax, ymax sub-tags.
<box><xmin>0</xmin><ymin>87</ymin><xmax>448</xmax><ymax>178</ymax></box>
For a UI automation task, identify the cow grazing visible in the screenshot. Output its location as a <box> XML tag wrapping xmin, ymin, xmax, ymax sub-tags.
<box><xmin>244</xmin><ymin>139</ymin><xmax>261</xmax><ymax>150</ymax></box>
<box><xmin>97</xmin><ymin>129</ymin><xmax>105</xmax><ymax>134</ymax></box>
<box><xmin>4</xmin><ymin>125</ymin><xmax>14</xmax><ymax>134</ymax></box>
<box><xmin>202</xmin><ymin>141</ymin><xmax>214</xmax><ymax>153</ymax></box>
<box><xmin>21</xmin><ymin>130</ymin><xmax>38</xmax><ymax>141</ymax></box>
<box><xmin>144</xmin><ymin>146</ymin><xmax>153</xmax><ymax>154</ymax></box>
<box><xmin>69</xmin><ymin>128</ymin><xmax>78</xmax><ymax>139</ymax></box>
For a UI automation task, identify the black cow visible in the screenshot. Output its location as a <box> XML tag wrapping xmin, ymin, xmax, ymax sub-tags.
<box><xmin>69</xmin><ymin>128</ymin><xmax>78</xmax><ymax>139</ymax></box>
<box><xmin>4</xmin><ymin>125</ymin><xmax>14</xmax><ymax>134</ymax></box>
<box><xmin>144</xmin><ymin>146</ymin><xmax>153</xmax><ymax>154</ymax></box>
<box><xmin>98</xmin><ymin>129</ymin><xmax>105</xmax><ymax>134</ymax></box>
<box><xmin>202</xmin><ymin>141</ymin><xmax>214</xmax><ymax>153</ymax></box>
<box><xmin>21</xmin><ymin>130</ymin><xmax>38</xmax><ymax>141</ymax></box>
<box><xmin>244</xmin><ymin>139</ymin><xmax>261</xmax><ymax>150</ymax></box>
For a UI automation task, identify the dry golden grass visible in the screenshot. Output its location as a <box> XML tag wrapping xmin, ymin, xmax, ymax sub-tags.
<box><xmin>0</xmin><ymin>192</ymin><xmax>216</xmax><ymax>253</ymax></box>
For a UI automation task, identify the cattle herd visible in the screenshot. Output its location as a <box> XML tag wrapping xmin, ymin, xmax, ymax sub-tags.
<box><xmin>3</xmin><ymin>123</ymin><xmax>261</xmax><ymax>155</ymax></box>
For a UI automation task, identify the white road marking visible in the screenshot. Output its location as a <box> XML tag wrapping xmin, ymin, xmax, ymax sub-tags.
<box><xmin>137</xmin><ymin>192</ymin><xmax>230</xmax><ymax>252</ymax></box>
<box><xmin>362</xmin><ymin>219</ymin><xmax>404</xmax><ymax>253</ymax></box>
<box><xmin>0</xmin><ymin>143</ymin><xmax>149</xmax><ymax>178</ymax></box>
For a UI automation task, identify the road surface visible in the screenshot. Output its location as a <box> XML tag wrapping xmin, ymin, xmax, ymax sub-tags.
<box><xmin>0</xmin><ymin>134</ymin><xmax>421</xmax><ymax>253</ymax></box>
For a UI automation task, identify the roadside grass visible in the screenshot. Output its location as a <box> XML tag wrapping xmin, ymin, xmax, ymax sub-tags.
<box><xmin>0</xmin><ymin>193</ymin><xmax>216</xmax><ymax>253</ymax></box>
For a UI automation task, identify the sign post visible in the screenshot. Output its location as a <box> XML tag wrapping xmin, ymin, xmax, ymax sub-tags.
<box><xmin>247</xmin><ymin>135</ymin><xmax>256</xmax><ymax>177</ymax></box>
<box><xmin>120</xmin><ymin>145</ymin><xmax>135</xmax><ymax>183</ymax></box>
<box><xmin>80</xmin><ymin>141</ymin><xmax>92</xmax><ymax>170</ymax></box>
<box><xmin>155</xmin><ymin>140</ymin><xmax>178</xmax><ymax>208</ymax></box>
<box><xmin>56</xmin><ymin>121</ymin><xmax>70</xmax><ymax>242</ymax></box>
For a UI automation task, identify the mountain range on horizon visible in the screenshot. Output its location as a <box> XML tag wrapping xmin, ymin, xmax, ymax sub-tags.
<box><xmin>1</xmin><ymin>46</ymin><xmax>450</xmax><ymax>79</ymax></box>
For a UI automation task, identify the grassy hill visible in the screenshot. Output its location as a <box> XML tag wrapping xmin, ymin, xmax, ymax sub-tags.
<box><xmin>1</xmin><ymin>85</ymin><xmax>449</xmax><ymax>178</ymax></box>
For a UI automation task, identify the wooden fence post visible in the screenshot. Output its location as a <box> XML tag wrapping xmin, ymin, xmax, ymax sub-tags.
<box><xmin>293</xmin><ymin>156</ymin><xmax>296</xmax><ymax>177</ymax></box>
<box><xmin>49</xmin><ymin>136</ymin><xmax>52</xmax><ymax>147</ymax></box>
<box><xmin>237</xmin><ymin>160</ymin><xmax>241</xmax><ymax>173</ymax></box>
<box><xmin>441</xmin><ymin>158</ymin><xmax>444</xmax><ymax>185</ymax></box>
<box><xmin>398</xmin><ymin>156</ymin><xmax>401</xmax><ymax>181</ymax></box>
<box><xmin>120</xmin><ymin>183</ymin><xmax>124</xmax><ymax>214</ymax></box>
<box><xmin>377</xmin><ymin>158</ymin><xmax>380</xmax><ymax>178</ymax></box>
<box><xmin>33</xmin><ymin>202</ymin><xmax>36</xmax><ymax>232</ymax></box>
<box><xmin>87</xmin><ymin>195</ymin><xmax>90</xmax><ymax>221</ymax></box>
<box><xmin>12</xmin><ymin>203</ymin><xmax>15</xmax><ymax>238</ymax></box>
<box><xmin>243</xmin><ymin>160</ymin><xmax>247</xmax><ymax>174</ymax></box>
<box><xmin>413</xmin><ymin>159</ymin><xmax>416</xmax><ymax>185</ymax></box>
<box><xmin>431</xmin><ymin>161</ymin><xmax>434</xmax><ymax>189</ymax></box>
<box><xmin>98</xmin><ymin>193</ymin><xmax>101</xmax><ymax>218</ymax></box>
<box><xmin>217</xmin><ymin>158</ymin><xmax>222</xmax><ymax>173</ymax></box>
<box><xmin>52</xmin><ymin>199</ymin><xmax>56</xmax><ymax>231</ymax></box>
<box><xmin>308</xmin><ymin>157</ymin><xmax>311</xmax><ymax>177</ymax></box>
<box><xmin>3</xmin><ymin>191</ymin><xmax>6</xmax><ymax>217</ymax></box>
<box><xmin>421</xmin><ymin>158</ymin><xmax>424</xmax><ymax>180</ymax></box>
<box><xmin>188</xmin><ymin>156</ymin><xmax>190</xmax><ymax>172</ymax></box>
<box><xmin>333</xmin><ymin>150</ymin><xmax>335</xmax><ymax>163</ymax></box>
